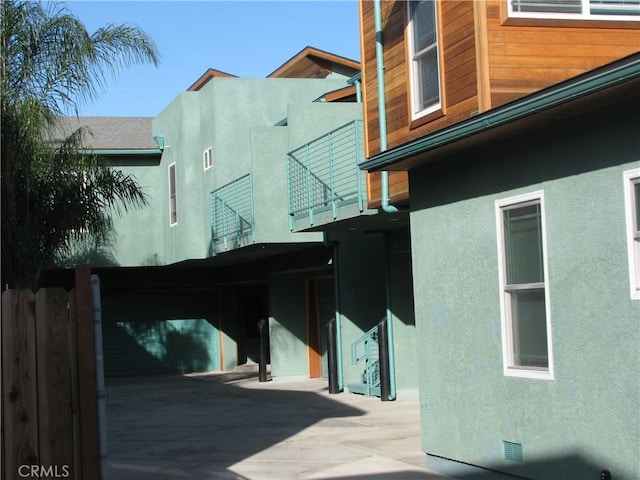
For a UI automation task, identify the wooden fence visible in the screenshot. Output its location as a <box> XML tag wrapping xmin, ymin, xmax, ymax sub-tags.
<box><xmin>1</xmin><ymin>266</ymin><xmax>99</xmax><ymax>480</ymax></box>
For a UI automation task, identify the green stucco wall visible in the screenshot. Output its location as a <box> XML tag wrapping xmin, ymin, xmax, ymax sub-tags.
<box><xmin>409</xmin><ymin>101</ymin><xmax>640</xmax><ymax>478</ymax></box>
<box><xmin>104</xmin><ymin>78</ymin><xmax>354</xmax><ymax>267</ymax></box>
<box><xmin>101</xmin><ymin>288</ymin><xmax>220</xmax><ymax>376</ymax></box>
<box><xmin>151</xmin><ymin>78</ymin><xmax>350</xmax><ymax>265</ymax></box>
<box><xmin>267</xmin><ymin>229</ymin><xmax>419</xmax><ymax>399</ymax></box>
<box><xmin>387</xmin><ymin>227</ymin><xmax>419</xmax><ymax>400</ymax></box>
<box><xmin>269</xmin><ymin>271</ymin><xmax>312</xmax><ymax>379</ymax></box>
<box><xmin>332</xmin><ymin>231</ymin><xmax>387</xmax><ymax>387</ymax></box>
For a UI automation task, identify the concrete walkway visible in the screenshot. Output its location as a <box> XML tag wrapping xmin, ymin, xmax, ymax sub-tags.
<box><xmin>106</xmin><ymin>372</ymin><xmax>450</xmax><ymax>480</ymax></box>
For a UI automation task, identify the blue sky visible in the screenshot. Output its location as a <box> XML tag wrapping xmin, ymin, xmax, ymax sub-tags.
<box><xmin>63</xmin><ymin>1</ymin><xmax>362</xmax><ymax>117</ymax></box>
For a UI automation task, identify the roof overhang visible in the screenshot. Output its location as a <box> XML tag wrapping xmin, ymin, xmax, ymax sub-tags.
<box><xmin>319</xmin><ymin>85</ymin><xmax>357</xmax><ymax>103</ymax></box>
<box><xmin>267</xmin><ymin>46</ymin><xmax>360</xmax><ymax>79</ymax></box>
<box><xmin>360</xmin><ymin>53</ymin><xmax>640</xmax><ymax>172</ymax></box>
<box><xmin>187</xmin><ymin>68</ymin><xmax>237</xmax><ymax>91</ymax></box>
<box><xmin>82</xmin><ymin>149</ymin><xmax>162</xmax><ymax>156</ymax></box>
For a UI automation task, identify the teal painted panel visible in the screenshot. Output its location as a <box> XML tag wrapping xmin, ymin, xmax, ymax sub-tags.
<box><xmin>103</xmin><ymin>318</ymin><xmax>220</xmax><ymax>376</ymax></box>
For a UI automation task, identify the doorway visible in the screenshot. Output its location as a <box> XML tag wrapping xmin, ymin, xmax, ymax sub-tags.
<box><xmin>236</xmin><ymin>284</ymin><xmax>269</xmax><ymax>365</ymax></box>
<box><xmin>306</xmin><ymin>276</ymin><xmax>335</xmax><ymax>378</ymax></box>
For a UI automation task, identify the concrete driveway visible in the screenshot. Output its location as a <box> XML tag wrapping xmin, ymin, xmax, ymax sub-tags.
<box><xmin>106</xmin><ymin>372</ymin><xmax>449</xmax><ymax>480</ymax></box>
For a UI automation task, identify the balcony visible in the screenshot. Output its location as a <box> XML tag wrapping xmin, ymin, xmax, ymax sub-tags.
<box><xmin>210</xmin><ymin>174</ymin><xmax>254</xmax><ymax>253</ymax></box>
<box><xmin>287</xmin><ymin>120</ymin><xmax>366</xmax><ymax>231</ymax></box>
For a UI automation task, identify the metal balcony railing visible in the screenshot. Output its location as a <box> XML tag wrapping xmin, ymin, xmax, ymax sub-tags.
<box><xmin>287</xmin><ymin>119</ymin><xmax>366</xmax><ymax>230</ymax></box>
<box><xmin>210</xmin><ymin>174</ymin><xmax>254</xmax><ymax>252</ymax></box>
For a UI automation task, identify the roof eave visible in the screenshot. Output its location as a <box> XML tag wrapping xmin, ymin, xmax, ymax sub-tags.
<box><xmin>267</xmin><ymin>46</ymin><xmax>360</xmax><ymax>78</ymax></box>
<box><xmin>82</xmin><ymin>149</ymin><xmax>163</xmax><ymax>156</ymax></box>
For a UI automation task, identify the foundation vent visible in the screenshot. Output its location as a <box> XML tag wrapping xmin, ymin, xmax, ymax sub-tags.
<box><xmin>503</xmin><ymin>441</ymin><xmax>523</xmax><ymax>463</ymax></box>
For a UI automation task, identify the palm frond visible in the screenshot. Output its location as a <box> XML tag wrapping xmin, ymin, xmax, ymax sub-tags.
<box><xmin>1</xmin><ymin>0</ymin><xmax>159</xmax><ymax>289</ymax></box>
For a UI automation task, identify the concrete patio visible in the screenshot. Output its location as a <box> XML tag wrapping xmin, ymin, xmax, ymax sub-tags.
<box><xmin>105</xmin><ymin>372</ymin><xmax>449</xmax><ymax>480</ymax></box>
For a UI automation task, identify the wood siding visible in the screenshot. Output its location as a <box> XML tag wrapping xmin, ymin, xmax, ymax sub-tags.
<box><xmin>359</xmin><ymin>0</ymin><xmax>639</xmax><ymax>207</ymax></box>
<box><xmin>361</xmin><ymin>0</ymin><xmax>479</xmax><ymax>156</ymax></box>
<box><xmin>360</xmin><ymin>0</ymin><xmax>478</xmax><ymax>207</ymax></box>
<box><xmin>485</xmin><ymin>0</ymin><xmax>640</xmax><ymax>107</ymax></box>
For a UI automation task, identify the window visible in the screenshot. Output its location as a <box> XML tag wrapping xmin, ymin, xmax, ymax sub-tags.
<box><xmin>624</xmin><ymin>168</ymin><xmax>640</xmax><ymax>300</ymax></box>
<box><xmin>168</xmin><ymin>163</ymin><xmax>177</xmax><ymax>226</ymax></box>
<box><xmin>203</xmin><ymin>147</ymin><xmax>213</xmax><ymax>171</ymax></box>
<box><xmin>509</xmin><ymin>0</ymin><xmax>640</xmax><ymax>20</ymax></box>
<box><xmin>408</xmin><ymin>0</ymin><xmax>442</xmax><ymax>119</ymax></box>
<box><xmin>496</xmin><ymin>191</ymin><xmax>553</xmax><ymax>379</ymax></box>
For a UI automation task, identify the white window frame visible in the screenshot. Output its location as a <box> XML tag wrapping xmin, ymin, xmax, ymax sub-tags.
<box><xmin>496</xmin><ymin>191</ymin><xmax>554</xmax><ymax>380</ymax></box>
<box><xmin>508</xmin><ymin>0</ymin><xmax>640</xmax><ymax>21</ymax></box>
<box><xmin>203</xmin><ymin>146</ymin><xmax>213</xmax><ymax>171</ymax></box>
<box><xmin>168</xmin><ymin>162</ymin><xmax>177</xmax><ymax>226</ymax></box>
<box><xmin>624</xmin><ymin>168</ymin><xmax>640</xmax><ymax>300</ymax></box>
<box><xmin>407</xmin><ymin>0</ymin><xmax>442</xmax><ymax>120</ymax></box>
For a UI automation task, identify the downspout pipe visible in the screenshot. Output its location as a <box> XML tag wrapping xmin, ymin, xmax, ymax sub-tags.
<box><xmin>381</xmin><ymin>232</ymin><xmax>397</xmax><ymax>400</ymax></box>
<box><xmin>373</xmin><ymin>0</ymin><xmax>399</xmax><ymax>401</ymax></box>
<box><xmin>347</xmin><ymin>72</ymin><xmax>362</xmax><ymax>103</ymax></box>
<box><xmin>373</xmin><ymin>0</ymin><xmax>408</xmax><ymax>214</ymax></box>
<box><xmin>373</xmin><ymin>0</ymin><xmax>388</xmax><ymax>154</ymax></box>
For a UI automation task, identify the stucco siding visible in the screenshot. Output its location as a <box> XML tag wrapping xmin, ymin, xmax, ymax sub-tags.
<box><xmin>107</xmin><ymin>162</ymin><xmax>164</xmax><ymax>267</ymax></box>
<box><xmin>269</xmin><ymin>272</ymin><xmax>316</xmax><ymax>379</ymax></box>
<box><xmin>409</xmin><ymin>100</ymin><xmax>639</xmax><ymax>478</ymax></box>
<box><xmin>145</xmin><ymin>79</ymin><xmax>353</xmax><ymax>265</ymax></box>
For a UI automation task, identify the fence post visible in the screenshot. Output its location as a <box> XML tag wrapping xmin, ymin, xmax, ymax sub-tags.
<box><xmin>75</xmin><ymin>266</ymin><xmax>99</xmax><ymax>480</ymax></box>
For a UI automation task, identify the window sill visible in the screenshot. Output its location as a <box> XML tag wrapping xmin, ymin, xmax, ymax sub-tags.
<box><xmin>504</xmin><ymin>367</ymin><xmax>554</xmax><ymax>380</ymax></box>
<box><xmin>410</xmin><ymin>108</ymin><xmax>445</xmax><ymax>130</ymax></box>
<box><xmin>503</xmin><ymin>16</ymin><xmax>639</xmax><ymax>29</ymax></box>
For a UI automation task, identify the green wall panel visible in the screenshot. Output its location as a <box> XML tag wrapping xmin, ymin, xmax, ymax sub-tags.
<box><xmin>409</xmin><ymin>100</ymin><xmax>640</xmax><ymax>478</ymax></box>
<box><xmin>101</xmin><ymin>288</ymin><xmax>220</xmax><ymax>377</ymax></box>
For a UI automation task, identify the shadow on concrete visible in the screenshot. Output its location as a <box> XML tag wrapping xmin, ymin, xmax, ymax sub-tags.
<box><xmin>106</xmin><ymin>373</ymin><xmax>368</xmax><ymax>480</ymax></box>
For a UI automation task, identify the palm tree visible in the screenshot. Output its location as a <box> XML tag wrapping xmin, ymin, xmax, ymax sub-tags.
<box><xmin>1</xmin><ymin>0</ymin><xmax>160</xmax><ymax>289</ymax></box>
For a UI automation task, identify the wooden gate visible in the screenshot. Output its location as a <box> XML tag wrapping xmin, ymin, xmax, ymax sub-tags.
<box><xmin>1</xmin><ymin>266</ymin><xmax>99</xmax><ymax>480</ymax></box>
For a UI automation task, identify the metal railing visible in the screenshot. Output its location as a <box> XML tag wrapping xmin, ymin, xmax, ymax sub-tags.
<box><xmin>287</xmin><ymin>119</ymin><xmax>366</xmax><ymax>229</ymax></box>
<box><xmin>210</xmin><ymin>174</ymin><xmax>255</xmax><ymax>252</ymax></box>
<box><xmin>350</xmin><ymin>325</ymin><xmax>380</xmax><ymax>397</ymax></box>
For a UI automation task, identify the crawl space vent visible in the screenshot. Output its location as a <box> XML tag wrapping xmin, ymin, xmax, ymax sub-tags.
<box><xmin>503</xmin><ymin>441</ymin><xmax>523</xmax><ymax>463</ymax></box>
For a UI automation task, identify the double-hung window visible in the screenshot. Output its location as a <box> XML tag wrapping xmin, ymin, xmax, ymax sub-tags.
<box><xmin>408</xmin><ymin>0</ymin><xmax>441</xmax><ymax>119</ymax></box>
<box><xmin>168</xmin><ymin>163</ymin><xmax>177</xmax><ymax>226</ymax></box>
<box><xmin>624</xmin><ymin>168</ymin><xmax>640</xmax><ymax>300</ymax></box>
<box><xmin>509</xmin><ymin>0</ymin><xmax>640</xmax><ymax>20</ymax></box>
<box><xmin>496</xmin><ymin>191</ymin><xmax>553</xmax><ymax>379</ymax></box>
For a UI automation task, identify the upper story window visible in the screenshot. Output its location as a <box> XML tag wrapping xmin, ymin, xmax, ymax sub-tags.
<box><xmin>168</xmin><ymin>163</ymin><xmax>177</xmax><ymax>226</ymax></box>
<box><xmin>509</xmin><ymin>0</ymin><xmax>640</xmax><ymax>20</ymax></box>
<box><xmin>496</xmin><ymin>191</ymin><xmax>554</xmax><ymax>380</ymax></box>
<box><xmin>203</xmin><ymin>147</ymin><xmax>213</xmax><ymax>171</ymax></box>
<box><xmin>624</xmin><ymin>168</ymin><xmax>640</xmax><ymax>300</ymax></box>
<box><xmin>408</xmin><ymin>0</ymin><xmax>442</xmax><ymax>119</ymax></box>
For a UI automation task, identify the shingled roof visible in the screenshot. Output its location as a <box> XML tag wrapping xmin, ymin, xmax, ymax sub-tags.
<box><xmin>51</xmin><ymin>116</ymin><xmax>159</xmax><ymax>151</ymax></box>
